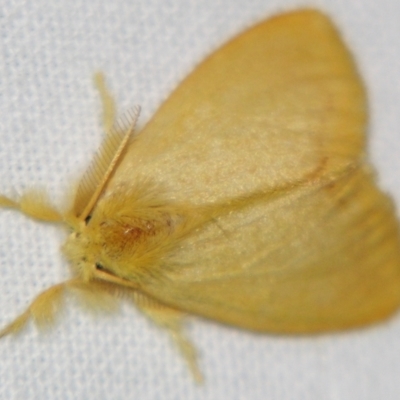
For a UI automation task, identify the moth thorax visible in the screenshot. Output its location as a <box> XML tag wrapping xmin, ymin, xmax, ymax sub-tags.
<box><xmin>103</xmin><ymin>219</ymin><xmax>156</xmax><ymax>247</ymax></box>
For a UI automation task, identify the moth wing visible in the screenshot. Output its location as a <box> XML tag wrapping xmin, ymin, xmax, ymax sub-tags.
<box><xmin>147</xmin><ymin>167</ymin><xmax>400</xmax><ymax>332</ymax></box>
<box><xmin>99</xmin><ymin>10</ymin><xmax>398</xmax><ymax>333</ymax></box>
<box><xmin>110</xmin><ymin>9</ymin><xmax>366</xmax><ymax>204</ymax></box>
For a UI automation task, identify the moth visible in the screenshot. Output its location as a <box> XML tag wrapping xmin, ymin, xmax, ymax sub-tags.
<box><xmin>1</xmin><ymin>9</ymin><xmax>400</xmax><ymax>381</ymax></box>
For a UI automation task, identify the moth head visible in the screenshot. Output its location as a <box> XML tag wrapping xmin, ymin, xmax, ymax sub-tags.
<box><xmin>62</xmin><ymin>220</ymin><xmax>100</xmax><ymax>281</ymax></box>
<box><xmin>62</xmin><ymin>201</ymin><xmax>137</xmax><ymax>287</ymax></box>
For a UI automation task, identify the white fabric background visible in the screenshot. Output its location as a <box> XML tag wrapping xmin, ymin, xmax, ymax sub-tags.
<box><xmin>1</xmin><ymin>0</ymin><xmax>400</xmax><ymax>399</ymax></box>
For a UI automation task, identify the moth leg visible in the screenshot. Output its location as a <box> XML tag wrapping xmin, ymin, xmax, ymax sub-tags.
<box><xmin>0</xmin><ymin>191</ymin><xmax>62</xmax><ymax>222</ymax></box>
<box><xmin>93</xmin><ymin>72</ymin><xmax>116</xmax><ymax>134</ymax></box>
<box><xmin>0</xmin><ymin>282</ymin><xmax>65</xmax><ymax>338</ymax></box>
<box><xmin>131</xmin><ymin>291</ymin><xmax>203</xmax><ymax>383</ymax></box>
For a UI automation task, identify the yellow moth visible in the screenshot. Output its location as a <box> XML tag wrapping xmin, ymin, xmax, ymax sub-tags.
<box><xmin>1</xmin><ymin>9</ymin><xmax>400</xmax><ymax>382</ymax></box>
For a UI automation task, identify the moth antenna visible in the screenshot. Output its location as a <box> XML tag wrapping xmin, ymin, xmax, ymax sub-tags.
<box><xmin>93</xmin><ymin>72</ymin><xmax>117</xmax><ymax>134</ymax></box>
<box><xmin>72</xmin><ymin>106</ymin><xmax>141</xmax><ymax>221</ymax></box>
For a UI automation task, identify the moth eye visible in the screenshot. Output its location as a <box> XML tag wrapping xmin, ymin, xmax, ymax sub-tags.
<box><xmin>95</xmin><ymin>262</ymin><xmax>116</xmax><ymax>277</ymax></box>
<box><xmin>85</xmin><ymin>215</ymin><xmax>92</xmax><ymax>225</ymax></box>
<box><xmin>95</xmin><ymin>262</ymin><xmax>105</xmax><ymax>270</ymax></box>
